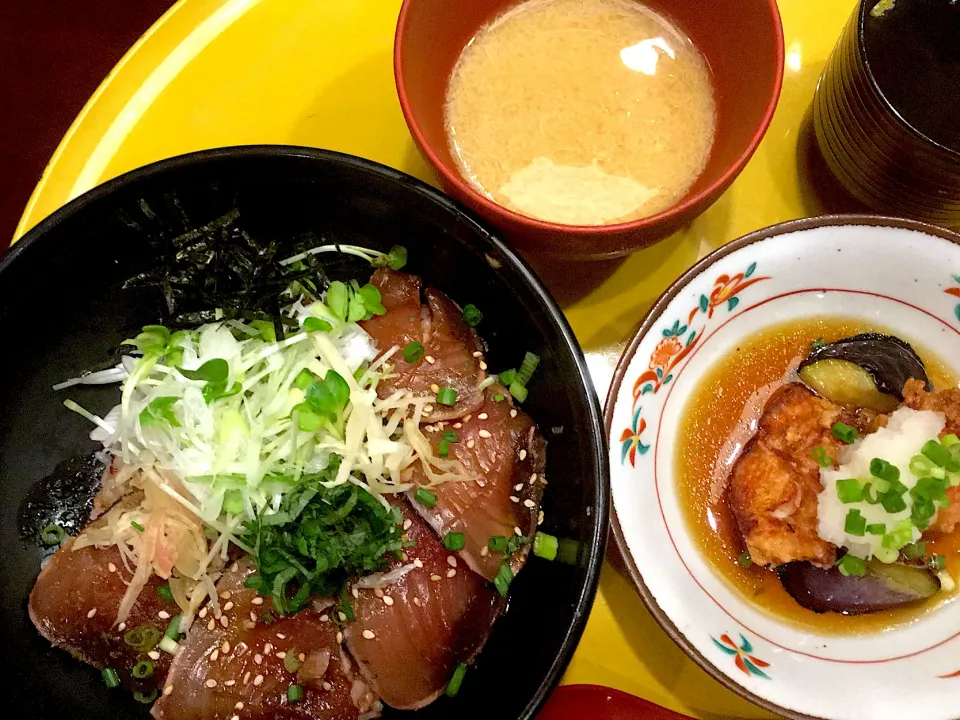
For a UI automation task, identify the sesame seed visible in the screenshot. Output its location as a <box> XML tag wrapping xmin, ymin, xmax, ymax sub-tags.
<box><xmin>510</xmin><ymin>409</ymin><xmax>518</xmax><ymax>418</ymax></box>
<box><xmin>530</xmin><ymin>473</ymin><xmax>538</xmax><ymax>483</ymax></box>
<box><xmin>463</xmin><ymin>414</ymin><xmax>472</xmax><ymax>422</ymax></box>
<box><xmin>425</xmin><ymin>355</ymin><xmax>436</xmax><ymax>364</ymax></box>
<box><xmin>210</xmin><ymin>649</ymin><xmax>219</xmax><ymax>662</ymax></box>
<box><xmin>251</xmin><ymin>597</ymin><xmax>264</xmax><ymax>605</ymax></box>
<box><xmin>323</xmin><ymin>681</ymin><xmax>332</xmax><ymax>691</ymax></box>
<box><xmin>425</xmin><ymin>425</ymin><xmax>436</xmax><ymax>433</ymax></box>
<box><xmin>383</xmin><ymin>595</ymin><xmax>394</xmax><ymax>606</ymax></box>
<box><xmin>538</xmin><ymin>510</ymin><xmax>545</xmax><ymax>526</ymax></box>
<box><xmin>424</xmin><ymin>405</ymin><xmax>433</xmax><ymax>414</ymax></box>
<box><xmin>519</xmin><ymin>449</ymin><xmax>527</xmax><ymax>461</ymax></box>
<box><xmin>413</xmin><ymin>597</ymin><xmax>422</xmax><ymax>607</ymax></box>
<box><xmin>164</xmin><ymin>685</ymin><xmax>173</xmax><ymax>696</ymax></box>
<box><xmin>446</xmin><ymin>569</ymin><xmax>457</xmax><ymax>578</ymax></box>
<box><xmin>478</xmin><ymin>413</ymin><xmax>488</xmax><ymax>420</ymax></box>
<box><xmin>277</xmin><ymin>651</ymin><xmax>286</xmax><ymax>659</ymax></box>
<box><xmin>199</xmin><ymin>607</ymin><xmax>208</xmax><ymax>618</ymax></box>
<box><xmin>250</xmin><ymin>611</ymin><xmax>258</xmax><ymax>622</ymax></box>
<box><xmin>430</xmin><ymin>384</ymin><xmax>440</xmax><ymax>394</ymax></box>
<box><xmin>413</xmin><ymin>558</ymin><xmax>424</xmax><ymax>568</ymax></box>
<box><xmin>243</xmin><ymin>620</ymin><xmax>255</xmax><ymax>630</ymax></box>
<box><xmin>352</xmin><ymin>587</ymin><xmax>359</xmax><ymax>599</ymax></box>
<box><xmin>225</xmin><ymin>680</ymin><xmax>236</xmax><ymax>687</ymax></box>
<box><xmin>230</xmin><ymin>562</ymin><xmax>239</xmax><ymax>573</ymax></box>
<box><xmin>514</xmin><ymin>483</ymin><xmax>524</xmax><ymax>491</ymax></box>
<box><xmin>373</xmin><ymin>587</ymin><xmax>384</xmax><ymax>598</ymax></box>
<box><xmin>466</xmin><ymin>439</ymin><xmax>475</xmax><ymax>449</ymax></box>
<box><xmin>336</xmin><ymin>632</ymin><xmax>343</xmax><ymax>644</ymax></box>
<box><xmin>362</xmin><ymin>630</ymin><xmax>376</xmax><ymax>640</ymax></box>
<box><xmin>479</xmin><ymin>361</ymin><xmax>488</xmax><ymax>370</ymax></box>
<box><xmin>472</xmin><ymin>351</ymin><xmax>482</xmax><ymax>358</ymax></box>
<box><xmin>478</xmin><ymin>429</ymin><xmax>492</xmax><ymax>439</ymax></box>
<box><xmin>524</xmin><ymin>499</ymin><xmax>536</xmax><ymax>508</ymax></box>
<box><xmin>253</xmin><ymin>674</ymin><xmax>264</xmax><ymax>687</ymax></box>
<box><xmin>220</xmin><ymin>616</ymin><xmax>229</xmax><ymax>628</ymax></box>
<box><xmin>205</xmin><ymin>679</ymin><xmax>217</xmax><ymax>688</ymax></box>
<box><xmin>235</xmin><ymin>702</ymin><xmax>244</xmax><ymax>711</ymax></box>
<box><xmin>118</xmin><ymin>622</ymin><xmax>126</xmax><ymax>632</ymax></box>
<box><xmin>510</xmin><ymin>495</ymin><xmax>519</xmax><ymax>503</ymax></box>
<box><xmin>223</xmin><ymin>601</ymin><xmax>234</xmax><ymax>612</ymax></box>
<box><xmin>254</xmin><ymin>654</ymin><xmax>263</xmax><ymax>665</ymax></box>
<box><xmin>243</xmin><ymin>671</ymin><xmax>251</xmax><ymax>685</ymax></box>
<box><xmin>208</xmin><ymin>619</ymin><xmax>216</xmax><ymax>631</ymax></box>
<box><xmin>107</xmin><ymin>563</ymin><xmax>117</xmax><ymax>573</ymax></box>
<box><xmin>338</xmin><ymin>611</ymin><xmax>347</xmax><ymax>622</ymax></box>
<box><xmin>231</xmin><ymin>716</ymin><xmax>239</xmax><ymax>720</ymax></box>
<box><xmin>447</xmin><ymin>555</ymin><xmax>457</xmax><ymax>568</ymax></box>
<box><xmin>222</xmin><ymin>641</ymin><xmax>231</xmax><ymax>654</ymax></box>
<box><xmin>320</xmin><ymin>614</ymin><xmax>329</xmax><ymax>622</ymax></box>
<box><xmin>431</xmin><ymin>574</ymin><xmax>442</xmax><ymax>582</ymax></box>
<box><xmin>220</xmin><ymin>591</ymin><xmax>231</xmax><ymax>600</ymax></box>
<box><xmin>87</xmin><ymin>608</ymin><xmax>97</xmax><ymax>619</ymax></box>
<box><xmin>514</xmin><ymin>526</ymin><xmax>523</xmax><ymax>536</ymax></box>
<box><xmin>158</xmin><ymin>610</ymin><xmax>170</xmax><ymax>620</ymax></box>
<box><xmin>453</xmin><ymin>422</ymin><xmax>463</xmax><ymax>429</ymax></box>
<box><xmin>276</xmin><ymin>633</ymin><xmax>286</xmax><ymax>640</ymax></box>
<box><xmin>148</xmin><ymin>650</ymin><xmax>161</xmax><ymax>661</ymax></box>
<box><xmin>403</xmin><ymin>519</ymin><xmax>412</xmax><ymax>531</ymax></box>
<box><xmin>298</xmin><ymin>653</ymin><xmax>306</xmax><ymax>662</ymax></box>
<box><xmin>265</xmin><ymin>642</ymin><xmax>274</xmax><ymax>654</ymax></box>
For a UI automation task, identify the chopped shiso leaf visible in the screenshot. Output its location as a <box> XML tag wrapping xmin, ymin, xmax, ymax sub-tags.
<box><xmin>832</xmin><ymin>422</ymin><xmax>858</xmax><ymax>444</ymax></box>
<box><xmin>445</xmin><ymin>662</ymin><xmax>468</xmax><ymax>697</ymax></box>
<box><xmin>811</xmin><ymin>446</ymin><xmax>831</xmax><ymax>468</ymax></box>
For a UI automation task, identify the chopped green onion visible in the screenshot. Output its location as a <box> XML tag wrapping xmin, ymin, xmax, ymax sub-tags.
<box><xmin>133</xmin><ymin>689</ymin><xmax>159</xmax><ymax>704</ymax></box>
<box><xmin>403</xmin><ymin>341</ymin><xmax>424</xmax><ymax>363</ymax></box>
<box><xmin>284</xmin><ymin>649</ymin><xmax>302</xmax><ymax>673</ymax></box>
<box><xmin>443</xmin><ymin>532</ymin><xmax>466</xmax><ymax>551</ymax></box>
<box><xmin>462</xmin><ymin>304</ymin><xmax>483</xmax><ymax>327</ymax></box>
<box><xmin>556</xmin><ymin>537</ymin><xmax>580</xmax><ymax>565</ymax></box>
<box><xmin>287</xmin><ymin>684</ymin><xmax>305</xmax><ymax>703</ymax></box>
<box><xmin>488</xmin><ymin>535</ymin><xmax>507</xmax><ymax>553</ymax></box>
<box><xmin>509</xmin><ymin>382</ymin><xmax>528</xmax><ymax>403</ymax></box>
<box><xmin>845</xmin><ymin>509</ymin><xmax>867</xmax><ymax>536</ymax></box>
<box><xmin>836</xmin><ymin>478</ymin><xmax>864</xmax><ymax>504</ymax></box>
<box><xmin>498</xmin><ymin>369</ymin><xmax>518</xmax><ymax>386</ymax></box>
<box><xmin>913</xmin><ymin>475</ymin><xmax>949</xmax><ymax>503</ymax></box>
<box><xmin>517</xmin><ymin>352</ymin><xmax>540</xmax><ymax>385</ymax></box>
<box><xmin>438</xmin><ymin>430</ymin><xmax>459</xmax><ymax>457</ymax></box>
<box><xmin>493</xmin><ymin>563</ymin><xmax>514</xmax><ymax>597</ymax></box>
<box><xmin>737</xmin><ymin>550</ymin><xmax>752</xmax><ymax>568</ymax></box>
<box><xmin>922</xmin><ymin>439</ymin><xmax>952</xmax><ymax>467</ymax></box>
<box><xmin>866</xmin><ymin>523</ymin><xmax>886</xmax><ymax>535</ymax></box>
<box><xmin>863</xmin><ymin>483</ymin><xmax>879</xmax><ymax>504</ymax></box>
<box><xmin>40</xmin><ymin>524</ymin><xmax>65</xmax><ymax>545</ymax></box>
<box><xmin>911</xmin><ymin>497</ymin><xmax>937</xmax><ymax>529</ymax></box>
<box><xmin>811</xmin><ymin>446</ymin><xmax>832</xmax><ymax>468</ymax></box>
<box><xmin>132</xmin><ymin>660</ymin><xmax>155</xmax><ymax>679</ymax></box>
<box><xmin>164</xmin><ymin>615</ymin><xmax>182</xmax><ymax>640</ymax></box>
<box><xmin>901</xmin><ymin>541</ymin><xmax>927</xmax><ymax>559</ymax></box>
<box><xmin>131</xmin><ymin>521</ymin><xmax>145</xmax><ymax>532</ymax></box>
<box><xmin>882</xmin><ymin>525</ymin><xmax>914</xmax><ymax>549</ymax></box>
<box><xmin>445</xmin><ymin>661</ymin><xmax>468</xmax><ymax>697</ymax></box>
<box><xmin>943</xmin><ymin>434</ymin><xmax>960</xmax><ymax>448</ymax></box>
<box><xmin>303</xmin><ymin>317</ymin><xmax>332</xmax><ymax>333</ymax></box>
<box><xmin>415</xmin><ymin>487</ymin><xmax>437</xmax><ymax>509</ymax></box>
<box><xmin>533</xmin><ymin>532</ymin><xmax>558</xmax><ymax>560</ymax></box>
<box><xmin>870</xmin><ymin>458</ymin><xmax>900</xmax><ymax>484</ymax></box>
<box><xmin>123</xmin><ymin>625</ymin><xmax>162</xmax><ymax>652</ymax></box>
<box><xmin>156</xmin><ymin>584</ymin><xmax>174</xmax><ymax>603</ymax></box>
<box><xmin>339</xmin><ymin>584</ymin><xmax>355</xmax><ymax>622</ymax></box>
<box><xmin>436</xmin><ymin>387</ymin><xmax>458</xmax><ymax>406</ymax></box>
<box><xmin>875</xmin><ymin>546</ymin><xmax>899</xmax><ymax>563</ymax></box>
<box><xmin>929</xmin><ymin>554</ymin><xmax>947</xmax><ymax>571</ymax></box>
<box><xmin>832</xmin><ymin>422</ymin><xmax>858</xmax><ymax>444</ymax></box>
<box><xmin>910</xmin><ymin>454</ymin><xmax>935</xmax><ymax>478</ymax></box>
<box><xmin>837</xmin><ymin>554</ymin><xmax>866</xmax><ymax>577</ymax></box>
<box><xmin>102</xmin><ymin>667</ymin><xmax>121</xmax><ymax>688</ymax></box>
<box><xmin>493</xmin><ymin>393</ymin><xmax>504</xmax><ymax>402</ymax></box>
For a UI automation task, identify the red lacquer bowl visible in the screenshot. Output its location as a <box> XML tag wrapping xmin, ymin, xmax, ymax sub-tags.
<box><xmin>538</xmin><ymin>685</ymin><xmax>692</xmax><ymax>720</ymax></box>
<box><xmin>394</xmin><ymin>0</ymin><xmax>784</xmax><ymax>260</ymax></box>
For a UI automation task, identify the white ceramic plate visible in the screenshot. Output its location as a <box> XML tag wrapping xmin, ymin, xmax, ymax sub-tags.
<box><xmin>607</xmin><ymin>216</ymin><xmax>960</xmax><ymax>720</ymax></box>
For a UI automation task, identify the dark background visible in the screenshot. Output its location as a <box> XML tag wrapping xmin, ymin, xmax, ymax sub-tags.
<box><xmin>0</xmin><ymin>0</ymin><xmax>177</xmax><ymax>246</ymax></box>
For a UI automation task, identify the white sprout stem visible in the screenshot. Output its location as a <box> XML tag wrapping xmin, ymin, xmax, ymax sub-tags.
<box><xmin>63</xmin><ymin>400</ymin><xmax>116</xmax><ymax>433</ymax></box>
<box><xmin>279</xmin><ymin>243</ymin><xmax>380</xmax><ymax>267</ymax></box>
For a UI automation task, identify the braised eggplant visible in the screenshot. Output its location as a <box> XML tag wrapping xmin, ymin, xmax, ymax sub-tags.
<box><xmin>778</xmin><ymin>559</ymin><xmax>940</xmax><ymax>614</ymax></box>
<box><xmin>798</xmin><ymin>333</ymin><xmax>931</xmax><ymax>412</ymax></box>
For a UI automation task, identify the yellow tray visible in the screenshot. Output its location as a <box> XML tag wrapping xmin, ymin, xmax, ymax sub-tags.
<box><xmin>14</xmin><ymin>0</ymin><xmax>857</xmax><ymax>716</ymax></box>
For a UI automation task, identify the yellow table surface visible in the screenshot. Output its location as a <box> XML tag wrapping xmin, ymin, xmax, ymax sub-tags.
<box><xmin>13</xmin><ymin>0</ymin><xmax>858</xmax><ymax>716</ymax></box>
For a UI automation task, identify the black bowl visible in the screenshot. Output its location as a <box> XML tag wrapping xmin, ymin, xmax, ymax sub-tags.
<box><xmin>0</xmin><ymin>146</ymin><xmax>608</xmax><ymax>719</ymax></box>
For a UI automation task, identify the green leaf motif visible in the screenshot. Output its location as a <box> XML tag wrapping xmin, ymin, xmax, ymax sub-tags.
<box><xmin>745</xmin><ymin>262</ymin><xmax>757</xmax><ymax>278</ymax></box>
<box><xmin>727</xmin><ymin>297</ymin><xmax>740</xmax><ymax>311</ymax></box>
<box><xmin>699</xmin><ymin>294</ymin><xmax>709</xmax><ymax>312</ymax></box>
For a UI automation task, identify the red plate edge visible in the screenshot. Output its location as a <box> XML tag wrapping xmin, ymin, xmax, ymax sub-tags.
<box><xmin>537</xmin><ymin>685</ymin><xmax>693</xmax><ymax>719</ymax></box>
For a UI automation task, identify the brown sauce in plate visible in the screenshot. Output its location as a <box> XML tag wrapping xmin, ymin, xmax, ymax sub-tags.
<box><xmin>676</xmin><ymin>317</ymin><xmax>960</xmax><ymax>632</ymax></box>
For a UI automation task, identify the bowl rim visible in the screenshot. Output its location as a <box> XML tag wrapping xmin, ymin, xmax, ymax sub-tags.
<box><xmin>603</xmin><ymin>213</ymin><xmax>960</xmax><ymax>720</ymax></box>
<box><xmin>393</xmin><ymin>0</ymin><xmax>785</xmax><ymax>238</ymax></box>
<box><xmin>6</xmin><ymin>144</ymin><xmax>611</xmax><ymax>720</ymax></box>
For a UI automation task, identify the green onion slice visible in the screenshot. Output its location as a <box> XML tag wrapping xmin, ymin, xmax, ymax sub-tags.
<box><xmin>132</xmin><ymin>660</ymin><xmax>155</xmax><ymax>679</ymax></box>
<box><xmin>844</xmin><ymin>509</ymin><xmax>867</xmax><ymax>536</ymax></box>
<box><xmin>811</xmin><ymin>446</ymin><xmax>831</xmax><ymax>468</ymax></box>
<box><xmin>287</xmin><ymin>684</ymin><xmax>305</xmax><ymax>703</ymax></box>
<box><xmin>737</xmin><ymin>550</ymin><xmax>752</xmax><ymax>568</ymax></box>
<box><xmin>837</xmin><ymin>554</ymin><xmax>866</xmax><ymax>577</ymax></box>
<box><xmin>836</xmin><ymin>478</ymin><xmax>864</xmax><ymax>504</ymax></box>
<box><xmin>102</xmin><ymin>667</ymin><xmax>120</xmax><ymax>688</ymax></box>
<box><xmin>40</xmin><ymin>524</ymin><xmax>65</xmax><ymax>545</ymax></box>
<box><xmin>462</xmin><ymin>304</ymin><xmax>483</xmax><ymax>327</ymax></box>
<box><xmin>415</xmin><ymin>487</ymin><xmax>437</xmax><ymax>509</ymax></box>
<box><xmin>436</xmin><ymin>387</ymin><xmax>458</xmax><ymax>406</ymax></box>
<box><xmin>156</xmin><ymin>584</ymin><xmax>174</xmax><ymax>603</ymax></box>
<box><xmin>133</xmin><ymin>689</ymin><xmax>159</xmax><ymax>704</ymax></box>
<box><xmin>493</xmin><ymin>563</ymin><xmax>514</xmax><ymax>597</ymax></box>
<box><xmin>445</xmin><ymin>661</ymin><xmax>468</xmax><ymax>697</ymax></box>
<box><xmin>831</xmin><ymin>422</ymin><xmax>858</xmax><ymax>444</ymax></box>
<box><xmin>403</xmin><ymin>341</ymin><xmax>424</xmax><ymax>363</ymax></box>
<box><xmin>533</xmin><ymin>531</ymin><xmax>558</xmax><ymax>561</ymax></box>
<box><xmin>488</xmin><ymin>535</ymin><xmax>507</xmax><ymax>553</ymax></box>
<box><xmin>123</xmin><ymin>625</ymin><xmax>162</xmax><ymax>652</ymax></box>
<box><xmin>443</xmin><ymin>532</ymin><xmax>466</xmax><ymax>551</ymax></box>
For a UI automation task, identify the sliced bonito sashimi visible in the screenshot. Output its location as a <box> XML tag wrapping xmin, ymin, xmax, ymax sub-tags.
<box><xmin>153</xmin><ymin>562</ymin><xmax>379</xmax><ymax>720</ymax></box>
<box><xmin>344</xmin><ymin>504</ymin><xmax>503</xmax><ymax>710</ymax></box>
<box><xmin>406</xmin><ymin>387</ymin><xmax>546</xmax><ymax>580</ymax></box>
<box><xmin>361</xmin><ymin>269</ymin><xmax>487</xmax><ymax>422</ymax></box>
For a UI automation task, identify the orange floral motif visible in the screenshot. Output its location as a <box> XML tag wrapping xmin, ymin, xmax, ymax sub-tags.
<box><xmin>650</xmin><ymin>336</ymin><xmax>683</xmax><ymax>370</ymax></box>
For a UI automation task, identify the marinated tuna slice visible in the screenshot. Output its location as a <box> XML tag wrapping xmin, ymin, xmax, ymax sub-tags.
<box><xmin>904</xmin><ymin>378</ymin><xmax>960</xmax><ymax>534</ymax></box>
<box><xmin>361</xmin><ymin>270</ymin><xmax>486</xmax><ymax>422</ymax></box>
<box><xmin>729</xmin><ymin>384</ymin><xmax>848</xmax><ymax>568</ymax></box>
<box><xmin>154</xmin><ymin>562</ymin><xmax>379</xmax><ymax>720</ymax></box>
<box><xmin>29</xmin><ymin>542</ymin><xmax>179</xmax><ymax>692</ymax></box>
<box><xmin>344</xmin><ymin>505</ymin><xmax>503</xmax><ymax>710</ymax></box>
<box><xmin>406</xmin><ymin>388</ymin><xmax>546</xmax><ymax>580</ymax></box>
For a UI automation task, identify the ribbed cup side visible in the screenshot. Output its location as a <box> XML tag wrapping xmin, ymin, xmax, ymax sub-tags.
<box><xmin>813</xmin><ymin>3</ymin><xmax>960</xmax><ymax>228</ymax></box>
